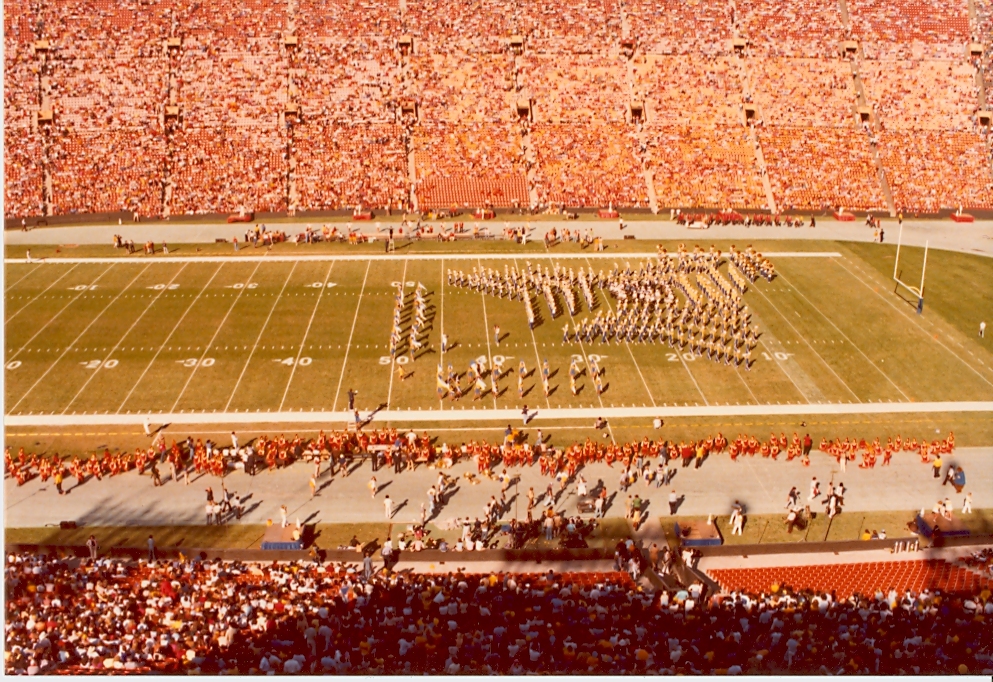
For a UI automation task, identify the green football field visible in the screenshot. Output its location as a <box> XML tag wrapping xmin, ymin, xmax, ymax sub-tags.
<box><xmin>4</xmin><ymin>239</ymin><xmax>993</xmax><ymax>419</ymax></box>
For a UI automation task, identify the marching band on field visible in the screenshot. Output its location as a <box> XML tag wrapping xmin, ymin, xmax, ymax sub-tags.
<box><xmin>445</xmin><ymin>244</ymin><xmax>776</xmax><ymax>371</ymax></box>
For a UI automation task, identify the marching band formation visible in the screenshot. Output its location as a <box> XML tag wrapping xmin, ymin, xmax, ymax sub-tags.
<box><xmin>445</xmin><ymin>245</ymin><xmax>777</xmax><ymax>370</ymax></box>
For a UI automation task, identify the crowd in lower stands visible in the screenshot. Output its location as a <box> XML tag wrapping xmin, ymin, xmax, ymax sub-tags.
<box><xmin>4</xmin><ymin>553</ymin><xmax>991</xmax><ymax>675</ymax></box>
<box><xmin>4</xmin><ymin>0</ymin><xmax>993</xmax><ymax>218</ymax></box>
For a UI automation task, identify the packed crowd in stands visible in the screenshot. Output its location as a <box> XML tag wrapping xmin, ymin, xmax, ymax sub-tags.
<box><xmin>646</xmin><ymin>126</ymin><xmax>767</xmax><ymax>209</ymax></box>
<box><xmin>293</xmin><ymin>122</ymin><xmax>408</xmax><ymax>211</ymax></box>
<box><xmin>49</xmin><ymin>128</ymin><xmax>167</xmax><ymax>216</ymax></box>
<box><xmin>408</xmin><ymin>53</ymin><xmax>514</xmax><ymax>122</ymax></box>
<box><xmin>520</xmin><ymin>0</ymin><xmax>620</xmax><ymax>54</ymax></box>
<box><xmin>3</xmin><ymin>124</ymin><xmax>45</xmax><ymax>219</ymax></box>
<box><xmin>296</xmin><ymin>0</ymin><xmax>398</xmax><ymax>36</ymax></box>
<box><xmin>406</xmin><ymin>0</ymin><xmax>516</xmax><ymax>54</ymax></box>
<box><xmin>295</xmin><ymin>37</ymin><xmax>398</xmax><ymax>123</ymax></box>
<box><xmin>523</xmin><ymin>54</ymin><xmax>627</xmax><ymax>123</ymax></box>
<box><xmin>3</xmin><ymin>429</ymin><xmax>956</xmax><ymax>490</ymax></box>
<box><xmin>413</xmin><ymin>123</ymin><xmax>528</xmax><ymax>209</ymax></box>
<box><xmin>860</xmin><ymin>59</ymin><xmax>978</xmax><ymax>131</ymax></box>
<box><xmin>5</xmin><ymin>554</ymin><xmax>992</xmax><ymax>675</ymax></box>
<box><xmin>170</xmin><ymin>127</ymin><xmax>288</xmax><ymax>215</ymax></box>
<box><xmin>5</xmin><ymin>0</ymin><xmax>993</xmax><ymax>218</ymax></box>
<box><xmin>877</xmin><ymin>130</ymin><xmax>993</xmax><ymax>212</ymax></box>
<box><xmin>847</xmin><ymin>0</ymin><xmax>970</xmax><ymax>59</ymax></box>
<box><xmin>531</xmin><ymin>123</ymin><xmax>646</xmax><ymax>207</ymax></box>
<box><xmin>625</xmin><ymin>0</ymin><xmax>732</xmax><ymax>56</ymax></box>
<box><xmin>748</xmin><ymin>58</ymin><xmax>856</xmax><ymax>127</ymax></box>
<box><xmin>759</xmin><ymin>127</ymin><xmax>887</xmax><ymax>212</ymax></box>
<box><xmin>736</xmin><ymin>0</ymin><xmax>844</xmax><ymax>57</ymax></box>
<box><xmin>633</xmin><ymin>55</ymin><xmax>743</xmax><ymax>127</ymax></box>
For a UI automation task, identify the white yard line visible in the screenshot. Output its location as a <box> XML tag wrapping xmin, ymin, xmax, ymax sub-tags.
<box><xmin>278</xmin><ymin>262</ymin><xmax>335</xmax><ymax>411</ymax></box>
<box><xmin>583</xmin><ymin>257</ymin><xmax>658</xmax><ymax>407</ymax></box>
<box><xmin>385</xmin><ymin>258</ymin><xmax>410</xmax><ymax>409</ymax></box>
<box><xmin>5</xmin><ymin>263</ymin><xmax>84</xmax><ymax>327</ymax></box>
<box><xmin>6</xmin><ymin>265</ymin><xmax>102</xmax><ymax>364</ymax></box>
<box><xmin>512</xmin><ymin>258</ymin><xmax>552</xmax><ymax>411</ymax></box>
<box><xmin>734</xmin><ymin>365</ymin><xmax>762</xmax><ymax>404</ymax></box>
<box><xmin>4</xmin><ymin>262</ymin><xmax>42</xmax><ymax>292</ymax></box>
<box><xmin>115</xmin><ymin>264</ymin><xmax>224</xmax><ymax>413</ymax></box>
<box><xmin>752</xmin><ymin>285</ymin><xmax>862</xmax><ymax>402</ymax></box>
<box><xmin>439</xmin><ymin>258</ymin><xmax>445</xmax><ymax>410</ymax></box>
<box><xmin>222</xmin><ymin>262</ymin><xmax>299</xmax><ymax>412</ymax></box>
<box><xmin>331</xmin><ymin>260</ymin><xmax>371</xmax><ymax>411</ymax></box>
<box><xmin>62</xmin><ymin>264</ymin><xmax>189</xmax><ymax>415</ymax></box>
<box><xmin>832</xmin><ymin>256</ymin><xmax>993</xmax><ymax>389</ymax></box>
<box><xmin>7</xmin><ymin>399</ymin><xmax>992</xmax><ymax>426</ymax></box>
<box><xmin>476</xmin><ymin>258</ymin><xmax>499</xmax><ymax>409</ymax></box>
<box><xmin>3</xmin><ymin>251</ymin><xmax>845</xmax><ymax>265</ymax></box>
<box><xmin>8</xmin><ymin>265</ymin><xmax>149</xmax><ymax>414</ymax></box>
<box><xmin>775</xmin><ymin>269</ymin><xmax>912</xmax><ymax>402</ymax></box>
<box><xmin>169</xmin><ymin>261</ymin><xmax>264</xmax><ymax>412</ymax></box>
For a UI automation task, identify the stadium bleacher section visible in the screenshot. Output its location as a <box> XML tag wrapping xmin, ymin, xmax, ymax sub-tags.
<box><xmin>4</xmin><ymin>0</ymin><xmax>993</xmax><ymax>218</ymax></box>
<box><xmin>4</xmin><ymin>554</ymin><xmax>992</xmax><ymax>675</ymax></box>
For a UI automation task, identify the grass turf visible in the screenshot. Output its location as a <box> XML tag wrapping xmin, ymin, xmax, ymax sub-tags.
<box><xmin>11</xmin><ymin>510</ymin><xmax>989</xmax><ymax>552</ymax></box>
<box><xmin>4</xmin><ymin>240</ymin><xmax>992</xmax><ymax>432</ymax></box>
<box><xmin>659</xmin><ymin>508</ymin><xmax>993</xmax><ymax>546</ymax></box>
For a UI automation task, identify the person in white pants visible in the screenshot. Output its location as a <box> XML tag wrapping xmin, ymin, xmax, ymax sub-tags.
<box><xmin>962</xmin><ymin>492</ymin><xmax>973</xmax><ymax>514</ymax></box>
<box><xmin>808</xmin><ymin>477</ymin><xmax>820</xmax><ymax>501</ymax></box>
<box><xmin>384</xmin><ymin>495</ymin><xmax>393</xmax><ymax>519</ymax></box>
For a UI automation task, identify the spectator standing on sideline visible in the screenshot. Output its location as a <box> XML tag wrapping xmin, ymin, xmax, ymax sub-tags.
<box><xmin>231</xmin><ymin>432</ymin><xmax>238</xmax><ymax>450</ymax></box>
<box><xmin>147</xmin><ymin>535</ymin><xmax>155</xmax><ymax>562</ymax></box>
<box><xmin>348</xmin><ymin>388</ymin><xmax>357</xmax><ymax>410</ymax></box>
<box><xmin>384</xmin><ymin>495</ymin><xmax>393</xmax><ymax>519</ymax></box>
<box><xmin>86</xmin><ymin>535</ymin><xmax>98</xmax><ymax>560</ymax></box>
<box><xmin>668</xmin><ymin>489</ymin><xmax>679</xmax><ymax>515</ymax></box>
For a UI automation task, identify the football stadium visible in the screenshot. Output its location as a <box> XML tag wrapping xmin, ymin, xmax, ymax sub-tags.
<box><xmin>3</xmin><ymin>0</ymin><xmax>993</xmax><ymax>675</ymax></box>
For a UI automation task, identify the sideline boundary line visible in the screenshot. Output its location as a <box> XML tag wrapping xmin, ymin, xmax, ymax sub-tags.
<box><xmin>5</xmin><ymin>400</ymin><xmax>992</xmax><ymax>426</ymax></box>
<box><xmin>3</xmin><ymin>251</ymin><xmax>845</xmax><ymax>265</ymax></box>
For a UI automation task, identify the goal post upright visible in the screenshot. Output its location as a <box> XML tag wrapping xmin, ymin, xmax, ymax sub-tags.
<box><xmin>893</xmin><ymin>219</ymin><xmax>903</xmax><ymax>280</ymax></box>
<box><xmin>892</xmin><ymin>220</ymin><xmax>927</xmax><ymax>309</ymax></box>
<box><xmin>919</xmin><ymin>239</ymin><xmax>929</xmax><ymax>299</ymax></box>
